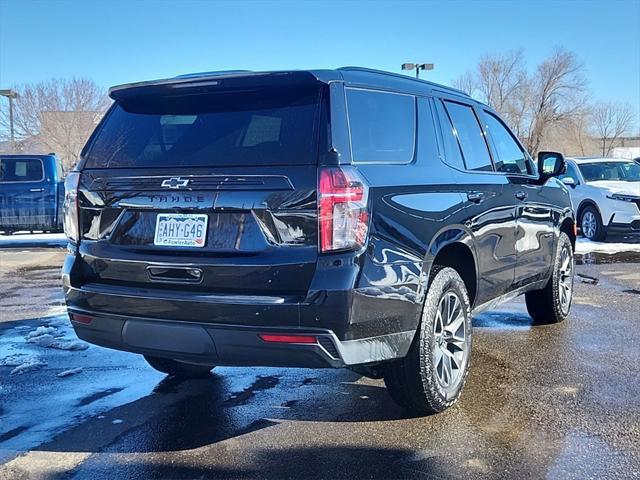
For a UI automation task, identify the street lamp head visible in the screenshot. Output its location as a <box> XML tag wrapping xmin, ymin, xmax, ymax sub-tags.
<box><xmin>401</xmin><ymin>63</ymin><xmax>416</xmax><ymax>71</ymax></box>
<box><xmin>0</xmin><ymin>89</ymin><xmax>19</xmax><ymax>99</ymax></box>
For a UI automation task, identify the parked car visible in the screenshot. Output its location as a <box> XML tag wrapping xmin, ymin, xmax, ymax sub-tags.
<box><xmin>0</xmin><ymin>154</ymin><xmax>65</xmax><ymax>234</ymax></box>
<box><xmin>62</xmin><ymin>68</ymin><xmax>575</xmax><ymax>414</ymax></box>
<box><xmin>559</xmin><ymin>157</ymin><xmax>640</xmax><ymax>240</ymax></box>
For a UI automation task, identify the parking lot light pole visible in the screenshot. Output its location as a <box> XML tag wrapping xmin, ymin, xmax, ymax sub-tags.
<box><xmin>401</xmin><ymin>63</ymin><xmax>435</xmax><ymax>79</ymax></box>
<box><xmin>0</xmin><ymin>89</ymin><xmax>19</xmax><ymax>147</ymax></box>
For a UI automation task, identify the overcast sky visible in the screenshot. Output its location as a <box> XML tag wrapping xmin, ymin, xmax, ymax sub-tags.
<box><xmin>1</xmin><ymin>0</ymin><xmax>639</xmax><ymax>130</ymax></box>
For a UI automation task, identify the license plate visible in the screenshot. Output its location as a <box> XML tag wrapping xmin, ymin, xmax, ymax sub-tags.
<box><xmin>154</xmin><ymin>213</ymin><xmax>208</xmax><ymax>247</ymax></box>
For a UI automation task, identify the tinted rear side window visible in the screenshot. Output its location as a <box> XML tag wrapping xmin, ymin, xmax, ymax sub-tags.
<box><xmin>434</xmin><ymin>100</ymin><xmax>465</xmax><ymax>170</ymax></box>
<box><xmin>0</xmin><ymin>158</ymin><xmax>44</xmax><ymax>182</ymax></box>
<box><xmin>84</xmin><ymin>86</ymin><xmax>322</xmax><ymax>168</ymax></box>
<box><xmin>346</xmin><ymin>89</ymin><xmax>415</xmax><ymax>163</ymax></box>
<box><xmin>443</xmin><ymin>101</ymin><xmax>493</xmax><ymax>172</ymax></box>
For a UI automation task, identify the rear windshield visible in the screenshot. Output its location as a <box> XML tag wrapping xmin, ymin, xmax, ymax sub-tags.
<box><xmin>0</xmin><ymin>158</ymin><xmax>44</xmax><ymax>182</ymax></box>
<box><xmin>84</xmin><ymin>86</ymin><xmax>322</xmax><ymax>168</ymax></box>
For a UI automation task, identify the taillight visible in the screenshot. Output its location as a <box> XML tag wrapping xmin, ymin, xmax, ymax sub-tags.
<box><xmin>63</xmin><ymin>172</ymin><xmax>81</xmax><ymax>243</ymax></box>
<box><xmin>318</xmin><ymin>167</ymin><xmax>369</xmax><ymax>253</ymax></box>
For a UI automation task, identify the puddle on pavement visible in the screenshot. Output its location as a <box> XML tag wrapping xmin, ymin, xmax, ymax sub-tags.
<box><xmin>472</xmin><ymin>311</ymin><xmax>534</xmax><ymax>329</ymax></box>
<box><xmin>576</xmin><ymin>251</ymin><xmax>640</xmax><ymax>265</ymax></box>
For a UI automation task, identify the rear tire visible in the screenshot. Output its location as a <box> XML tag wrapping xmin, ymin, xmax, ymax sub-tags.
<box><xmin>580</xmin><ymin>205</ymin><xmax>605</xmax><ymax>241</ymax></box>
<box><xmin>144</xmin><ymin>356</ymin><xmax>214</xmax><ymax>378</ymax></box>
<box><xmin>525</xmin><ymin>232</ymin><xmax>574</xmax><ymax>324</ymax></box>
<box><xmin>383</xmin><ymin>266</ymin><xmax>472</xmax><ymax>415</ymax></box>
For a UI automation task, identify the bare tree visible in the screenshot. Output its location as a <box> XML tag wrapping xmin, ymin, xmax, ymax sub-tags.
<box><xmin>453</xmin><ymin>49</ymin><xmax>529</xmax><ymax>136</ymax></box>
<box><xmin>0</xmin><ymin>78</ymin><xmax>110</xmax><ymax>171</ymax></box>
<box><xmin>591</xmin><ymin>101</ymin><xmax>635</xmax><ymax>156</ymax></box>
<box><xmin>454</xmin><ymin>47</ymin><xmax>588</xmax><ymax>156</ymax></box>
<box><xmin>525</xmin><ymin>48</ymin><xmax>587</xmax><ymax>155</ymax></box>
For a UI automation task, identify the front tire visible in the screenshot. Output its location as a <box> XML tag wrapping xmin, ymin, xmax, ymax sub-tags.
<box><xmin>383</xmin><ymin>266</ymin><xmax>472</xmax><ymax>415</ymax></box>
<box><xmin>580</xmin><ymin>206</ymin><xmax>605</xmax><ymax>241</ymax></box>
<box><xmin>144</xmin><ymin>356</ymin><xmax>214</xmax><ymax>378</ymax></box>
<box><xmin>525</xmin><ymin>232</ymin><xmax>574</xmax><ymax>324</ymax></box>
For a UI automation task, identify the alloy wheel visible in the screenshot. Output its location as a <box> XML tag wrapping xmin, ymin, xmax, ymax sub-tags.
<box><xmin>558</xmin><ymin>245</ymin><xmax>573</xmax><ymax>313</ymax></box>
<box><xmin>582</xmin><ymin>211</ymin><xmax>597</xmax><ymax>239</ymax></box>
<box><xmin>432</xmin><ymin>292</ymin><xmax>468</xmax><ymax>390</ymax></box>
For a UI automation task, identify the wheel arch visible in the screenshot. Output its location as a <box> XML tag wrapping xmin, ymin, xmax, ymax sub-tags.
<box><xmin>423</xmin><ymin>226</ymin><xmax>479</xmax><ymax>308</ymax></box>
<box><xmin>559</xmin><ymin>214</ymin><xmax>577</xmax><ymax>249</ymax></box>
<box><xmin>576</xmin><ymin>199</ymin><xmax>602</xmax><ymax>224</ymax></box>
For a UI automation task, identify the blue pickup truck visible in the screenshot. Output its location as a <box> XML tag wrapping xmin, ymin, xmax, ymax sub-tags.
<box><xmin>0</xmin><ymin>154</ymin><xmax>65</xmax><ymax>234</ymax></box>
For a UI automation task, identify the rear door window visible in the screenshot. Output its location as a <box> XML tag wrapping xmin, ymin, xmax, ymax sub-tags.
<box><xmin>346</xmin><ymin>88</ymin><xmax>415</xmax><ymax>163</ymax></box>
<box><xmin>443</xmin><ymin>100</ymin><xmax>494</xmax><ymax>172</ymax></box>
<box><xmin>84</xmin><ymin>86</ymin><xmax>322</xmax><ymax>168</ymax></box>
<box><xmin>0</xmin><ymin>158</ymin><xmax>44</xmax><ymax>182</ymax></box>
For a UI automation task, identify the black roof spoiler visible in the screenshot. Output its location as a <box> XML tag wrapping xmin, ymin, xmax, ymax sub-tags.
<box><xmin>108</xmin><ymin>67</ymin><xmax>470</xmax><ymax>101</ymax></box>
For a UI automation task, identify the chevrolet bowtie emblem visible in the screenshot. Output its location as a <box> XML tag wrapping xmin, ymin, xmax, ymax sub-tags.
<box><xmin>161</xmin><ymin>177</ymin><xmax>190</xmax><ymax>189</ymax></box>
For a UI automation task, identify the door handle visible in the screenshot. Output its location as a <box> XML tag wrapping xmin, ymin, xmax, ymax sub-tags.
<box><xmin>29</xmin><ymin>188</ymin><xmax>44</xmax><ymax>192</ymax></box>
<box><xmin>467</xmin><ymin>191</ymin><xmax>485</xmax><ymax>204</ymax></box>
<box><xmin>515</xmin><ymin>191</ymin><xmax>528</xmax><ymax>201</ymax></box>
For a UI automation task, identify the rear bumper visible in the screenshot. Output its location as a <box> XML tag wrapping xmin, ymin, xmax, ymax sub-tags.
<box><xmin>67</xmin><ymin>307</ymin><xmax>414</xmax><ymax>368</ymax></box>
<box><xmin>62</xmin><ymin>243</ymin><xmax>420</xmax><ymax>368</ymax></box>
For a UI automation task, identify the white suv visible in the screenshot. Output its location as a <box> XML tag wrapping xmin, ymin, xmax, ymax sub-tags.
<box><xmin>560</xmin><ymin>157</ymin><xmax>640</xmax><ymax>240</ymax></box>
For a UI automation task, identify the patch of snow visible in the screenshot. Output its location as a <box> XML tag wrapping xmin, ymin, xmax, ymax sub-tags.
<box><xmin>112</xmin><ymin>419</ymin><xmax>124</xmax><ymax>425</ymax></box>
<box><xmin>0</xmin><ymin>354</ymin><xmax>30</xmax><ymax>366</ymax></box>
<box><xmin>10</xmin><ymin>359</ymin><xmax>47</xmax><ymax>375</ymax></box>
<box><xmin>54</xmin><ymin>340</ymin><xmax>89</xmax><ymax>351</ymax></box>
<box><xmin>26</xmin><ymin>326</ymin><xmax>57</xmax><ymax>340</ymax></box>
<box><xmin>25</xmin><ymin>324</ymin><xmax>89</xmax><ymax>351</ymax></box>
<box><xmin>57</xmin><ymin>367</ymin><xmax>83</xmax><ymax>378</ymax></box>
<box><xmin>575</xmin><ymin>238</ymin><xmax>640</xmax><ymax>255</ymax></box>
<box><xmin>27</xmin><ymin>334</ymin><xmax>88</xmax><ymax>351</ymax></box>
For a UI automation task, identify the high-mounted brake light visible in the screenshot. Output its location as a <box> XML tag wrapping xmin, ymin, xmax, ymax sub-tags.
<box><xmin>318</xmin><ymin>167</ymin><xmax>369</xmax><ymax>253</ymax></box>
<box><xmin>63</xmin><ymin>172</ymin><xmax>81</xmax><ymax>243</ymax></box>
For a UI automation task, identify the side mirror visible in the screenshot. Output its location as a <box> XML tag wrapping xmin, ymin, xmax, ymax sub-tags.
<box><xmin>561</xmin><ymin>177</ymin><xmax>577</xmax><ymax>188</ymax></box>
<box><xmin>538</xmin><ymin>151</ymin><xmax>566</xmax><ymax>181</ymax></box>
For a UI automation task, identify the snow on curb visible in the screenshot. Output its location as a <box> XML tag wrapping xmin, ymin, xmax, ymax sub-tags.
<box><xmin>575</xmin><ymin>238</ymin><xmax>640</xmax><ymax>255</ymax></box>
<box><xmin>0</xmin><ymin>232</ymin><xmax>67</xmax><ymax>243</ymax></box>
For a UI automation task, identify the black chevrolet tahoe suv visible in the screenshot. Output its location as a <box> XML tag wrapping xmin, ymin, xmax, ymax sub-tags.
<box><xmin>62</xmin><ymin>68</ymin><xmax>576</xmax><ymax>414</ymax></box>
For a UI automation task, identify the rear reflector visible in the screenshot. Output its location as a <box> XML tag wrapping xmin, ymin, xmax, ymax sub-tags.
<box><xmin>70</xmin><ymin>313</ymin><xmax>93</xmax><ymax>324</ymax></box>
<box><xmin>258</xmin><ymin>334</ymin><xmax>318</xmax><ymax>344</ymax></box>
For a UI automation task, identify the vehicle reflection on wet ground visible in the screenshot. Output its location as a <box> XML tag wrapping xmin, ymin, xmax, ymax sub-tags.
<box><xmin>576</xmin><ymin>250</ymin><xmax>640</xmax><ymax>265</ymax></box>
<box><xmin>1</xmin><ymin>239</ymin><xmax>639</xmax><ymax>479</ymax></box>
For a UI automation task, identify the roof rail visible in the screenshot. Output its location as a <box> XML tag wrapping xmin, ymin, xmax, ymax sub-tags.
<box><xmin>337</xmin><ymin>66</ymin><xmax>470</xmax><ymax>97</ymax></box>
<box><xmin>174</xmin><ymin>70</ymin><xmax>252</xmax><ymax>79</ymax></box>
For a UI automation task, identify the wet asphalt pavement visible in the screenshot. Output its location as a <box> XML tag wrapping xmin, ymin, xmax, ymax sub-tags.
<box><xmin>0</xmin><ymin>240</ymin><xmax>639</xmax><ymax>479</ymax></box>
